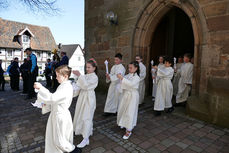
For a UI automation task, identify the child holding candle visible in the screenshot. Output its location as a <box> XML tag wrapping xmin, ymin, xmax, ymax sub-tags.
<box><xmin>117</xmin><ymin>61</ymin><xmax>140</xmax><ymax>139</ymax></box>
<box><xmin>72</xmin><ymin>58</ymin><xmax>98</xmax><ymax>148</ymax></box>
<box><xmin>104</xmin><ymin>53</ymin><xmax>126</xmax><ymax>116</ymax></box>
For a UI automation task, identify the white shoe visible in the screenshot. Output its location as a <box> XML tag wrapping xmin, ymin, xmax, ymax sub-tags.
<box><xmin>77</xmin><ymin>138</ymin><xmax>89</xmax><ymax>148</ymax></box>
<box><xmin>123</xmin><ymin>132</ymin><xmax>132</xmax><ymax>140</ymax></box>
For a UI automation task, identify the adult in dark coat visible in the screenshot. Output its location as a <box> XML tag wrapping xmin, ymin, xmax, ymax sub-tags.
<box><xmin>52</xmin><ymin>52</ymin><xmax>69</xmax><ymax>91</ymax></box>
<box><xmin>0</xmin><ymin>60</ymin><xmax>5</xmax><ymax>91</ymax></box>
<box><xmin>9</xmin><ymin>57</ymin><xmax>20</xmax><ymax>91</ymax></box>
<box><xmin>25</xmin><ymin>48</ymin><xmax>38</xmax><ymax>99</ymax></box>
<box><xmin>44</xmin><ymin>58</ymin><xmax>52</xmax><ymax>87</ymax></box>
<box><xmin>55</xmin><ymin>52</ymin><xmax>69</xmax><ymax>68</ymax></box>
<box><xmin>20</xmin><ymin>57</ymin><xmax>30</xmax><ymax>94</ymax></box>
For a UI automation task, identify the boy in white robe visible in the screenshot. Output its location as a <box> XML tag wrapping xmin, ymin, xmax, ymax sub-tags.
<box><xmin>34</xmin><ymin>65</ymin><xmax>78</xmax><ymax>153</ymax></box>
<box><xmin>72</xmin><ymin>59</ymin><xmax>98</xmax><ymax>148</ymax></box>
<box><xmin>172</xmin><ymin>56</ymin><xmax>184</xmax><ymax>96</ymax></box>
<box><xmin>117</xmin><ymin>61</ymin><xmax>140</xmax><ymax>140</ymax></box>
<box><xmin>135</xmin><ymin>55</ymin><xmax>146</xmax><ymax>105</ymax></box>
<box><xmin>153</xmin><ymin>57</ymin><xmax>174</xmax><ymax>116</ymax></box>
<box><xmin>176</xmin><ymin>53</ymin><xmax>193</xmax><ymax>105</ymax></box>
<box><xmin>152</xmin><ymin>56</ymin><xmax>165</xmax><ymax>101</ymax></box>
<box><xmin>104</xmin><ymin>53</ymin><xmax>126</xmax><ymax>116</ymax></box>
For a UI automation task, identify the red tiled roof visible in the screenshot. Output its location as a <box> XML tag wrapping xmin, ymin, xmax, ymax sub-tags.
<box><xmin>0</xmin><ymin>18</ymin><xmax>56</xmax><ymax>51</ymax></box>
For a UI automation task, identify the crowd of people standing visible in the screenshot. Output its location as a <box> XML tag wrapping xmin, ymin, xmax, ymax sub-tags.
<box><xmin>0</xmin><ymin>48</ymin><xmax>69</xmax><ymax>99</ymax></box>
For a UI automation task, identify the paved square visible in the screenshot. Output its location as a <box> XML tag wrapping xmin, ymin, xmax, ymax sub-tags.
<box><xmin>0</xmin><ymin>82</ymin><xmax>229</xmax><ymax>153</ymax></box>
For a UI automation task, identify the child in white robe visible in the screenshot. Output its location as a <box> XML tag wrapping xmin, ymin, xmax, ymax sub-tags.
<box><xmin>176</xmin><ymin>53</ymin><xmax>193</xmax><ymax>105</ymax></box>
<box><xmin>72</xmin><ymin>59</ymin><xmax>98</xmax><ymax>148</ymax></box>
<box><xmin>152</xmin><ymin>56</ymin><xmax>165</xmax><ymax>101</ymax></box>
<box><xmin>34</xmin><ymin>65</ymin><xmax>76</xmax><ymax>153</ymax></box>
<box><xmin>117</xmin><ymin>61</ymin><xmax>140</xmax><ymax>140</ymax></box>
<box><xmin>135</xmin><ymin>55</ymin><xmax>146</xmax><ymax>105</ymax></box>
<box><xmin>104</xmin><ymin>53</ymin><xmax>126</xmax><ymax>116</ymax></box>
<box><xmin>172</xmin><ymin>56</ymin><xmax>184</xmax><ymax>96</ymax></box>
<box><xmin>153</xmin><ymin>57</ymin><xmax>174</xmax><ymax>116</ymax></box>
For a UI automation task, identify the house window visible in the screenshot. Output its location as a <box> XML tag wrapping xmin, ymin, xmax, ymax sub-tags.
<box><xmin>78</xmin><ymin>57</ymin><xmax>81</xmax><ymax>61</ymax></box>
<box><xmin>0</xmin><ymin>49</ymin><xmax>5</xmax><ymax>55</ymax></box>
<box><xmin>37</xmin><ymin>52</ymin><xmax>41</xmax><ymax>58</ymax></box>
<box><xmin>7</xmin><ymin>50</ymin><xmax>13</xmax><ymax>57</ymax></box>
<box><xmin>48</xmin><ymin>53</ymin><xmax>51</xmax><ymax>58</ymax></box>
<box><xmin>22</xmin><ymin>35</ymin><xmax>30</xmax><ymax>43</ymax></box>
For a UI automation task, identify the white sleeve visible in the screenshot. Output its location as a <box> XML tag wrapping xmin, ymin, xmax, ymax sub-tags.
<box><xmin>37</xmin><ymin>86</ymin><xmax>66</xmax><ymax>105</ymax></box>
<box><xmin>110</xmin><ymin>66</ymin><xmax>125</xmax><ymax>82</ymax></box>
<box><xmin>157</xmin><ymin>68</ymin><xmax>173</xmax><ymax>77</ymax></box>
<box><xmin>139</xmin><ymin>65</ymin><xmax>146</xmax><ymax>81</ymax></box>
<box><xmin>184</xmin><ymin>65</ymin><xmax>193</xmax><ymax>84</ymax></box>
<box><xmin>72</xmin><ymin>82</ymin><xmax>80</xmax><ymax>97</ymax></box>
<box><xmin>77</xmin><ymin>75</ymin><xmax>98</xmax><ymax>90</ymax></box>
<box><xmin>121</xmin><ymin>76</ymin><xmax>140</xmax><ymax>90</ymax></box>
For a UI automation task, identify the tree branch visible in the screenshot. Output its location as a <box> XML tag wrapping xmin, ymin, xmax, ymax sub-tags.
<box><xmin>0</xmin><ymin>0</ymin><xmax>60</xmax><ymax>15</ymax></box>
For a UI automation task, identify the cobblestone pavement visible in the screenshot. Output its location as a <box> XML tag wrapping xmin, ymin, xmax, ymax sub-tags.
<box><xmin>1</xmin><ymin>82</ymin><xmax>229</xmax><ymax>153</ymax></box>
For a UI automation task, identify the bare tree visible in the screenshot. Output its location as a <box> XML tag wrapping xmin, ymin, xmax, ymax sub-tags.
<box><xmin>0</xmin><ymin>0</ymin><xmax>9</xmax><ymax>8</ymax></box>
<box><xmin>0</xmin><ymin>0</ymin><xmax>60</xmax><ymax>14</ymax></box>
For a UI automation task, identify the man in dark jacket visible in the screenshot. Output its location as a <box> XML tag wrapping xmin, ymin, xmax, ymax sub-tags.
<box><xmin>52</xmin><ymin>52</ymin><xmax>69</xmax><ymax>91</ymax></box>
<box><xmin>0</xmin><ymin>60</ymin><xmax>5</xmax><ymax>91</ymax></box>
<box><xmin>9</xmin><ymin>57</ymin><xmax>20</xmax><ymax>91</ymax></box>
<box><xmin>20</xmin><ymin>57</ymin><xmax>30</xmax><ymax>94</ymax></box>
<box><xmin>55</xmin><ymin>52</ymin><xmax>69</xmax><ymax>67</ymax></box>
<box><xmin>44</xmin><ymin>58</ymin><xmax>52</xmax><ymax>87</ymax></box>
<box><xmin>25</xmin><ymin>48</ymin><xmax>38</xmax><ymax>99</ymax></box>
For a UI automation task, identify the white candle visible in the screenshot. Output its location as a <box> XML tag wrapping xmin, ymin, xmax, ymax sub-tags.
<box><xmin>174</xmin><ymin>57</ymin><xmax>177</xmax><ymax>70</ymax></box>
<box><xmin>151</xmin><ymin>60</ymin><xmax>154</xmax><ymax>66</ymax></box>
<box><xmin>104</xmin><ymin>60</ymin><xmax>109</xmax><ymax>74</ymax></box>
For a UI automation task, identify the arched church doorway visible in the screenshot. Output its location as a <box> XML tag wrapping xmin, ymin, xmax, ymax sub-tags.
<box><xmin>132</xmin><ymin>0</ymin><xmax>203</xmax><ymax>98</ymax></box>
<box><xmin>149</xmin><ymin>7</ymin><xmax>194</xmax><ymax>94</ymax></box>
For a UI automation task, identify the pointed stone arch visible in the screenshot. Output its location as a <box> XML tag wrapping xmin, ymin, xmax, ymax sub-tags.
<box><xmin>131</xmin><ymin>0</ymin><xmax>207</xmax><ymax>95</ymax></box>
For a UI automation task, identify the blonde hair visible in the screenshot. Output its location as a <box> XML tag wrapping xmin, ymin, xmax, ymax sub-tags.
<box><xmin>55</xmin><ymin>65</ymin><xmax>72</xmax><ymax>78</ymax></box>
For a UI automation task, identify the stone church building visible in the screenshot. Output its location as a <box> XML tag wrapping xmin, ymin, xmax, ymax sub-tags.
<box><xmin>85</xmin><ymin>0</ymin><xmax>229</xmax><ymax>127</ymax></box>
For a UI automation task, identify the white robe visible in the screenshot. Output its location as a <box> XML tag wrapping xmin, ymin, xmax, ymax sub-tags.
<box><xmin>152</xmin><ymin>63</ymin><xmax>165</xmax><ymax>98</ymax></box>
<box><xmin>151</xmin><ymin>68</ymin><xmax>157</xmax><ymax>98</ymax></box>
<box><xmin>154</xmin><ymin>67</ymin><xmax>174</xmax><ymax>111</ymax></box>
<box><xmin>37</xmin><ymin>81</ymin><xmax>75</xmax><ymax>153</ymax></box>
<box><xmin>176</xmin><ymin>62</ymin><xmax>193</xmax><ymax>103</ymax></box>
<box><xmin>117</xmin><ymin>73</ymin><xmax>140</xmax><ymax>130</ymax></box>
<box><xmin>172</xmin><ymin>63</ymin><xmax>183</xmax><ymax>96</ymax></box>
<box><xmin>104</xmin><ymin>64</ymin><xmax>126</xmax><ymax>113</ymax></box>
<box><xmin>73</xmin><ymin>73</ymin><xmax>98</xmax><ymax>138</ymax></box>
<box><xmin>138</xmin><ymin>62</ymin><xmax>146</xmax><ymax>104</ymax></box>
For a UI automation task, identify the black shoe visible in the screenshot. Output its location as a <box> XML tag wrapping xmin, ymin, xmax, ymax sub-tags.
<box><xmin>174</xmin><ymin>103</ymin><xmax>181</xmax><ymax>107</ymax></box>
<box><xmin>166</xmin><ymin>107</ymin><xmax>174</xmax><ymax>113</ymax></box>
<box><xmin>103</xmin><ymin>113</ymin><xmax>113</xmax><ymax>117</ymax></box>
<box><xmin>154</xmin><ymin>111</ymin><xmax>161</xmax><ymax>116</ymax></box>
<box><xmin>152</xmin><ymin>97</ymin><xmax>155</xmax><ymax>101</ymax></box>
<box><xmin>181</xmin><ymin>102</ymin><xmax>187</xmax><ymax>107</ymax></box>
<box><xmin>70</xmin><ymin>147</ymin><xmax>82</xmax><ymax>153</ymax></box>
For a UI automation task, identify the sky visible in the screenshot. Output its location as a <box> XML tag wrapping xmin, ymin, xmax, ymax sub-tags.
<box><xmin>0</xmin><ymin>0</ymin><xmax>84</xmax><ymax>48</ymax></box>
